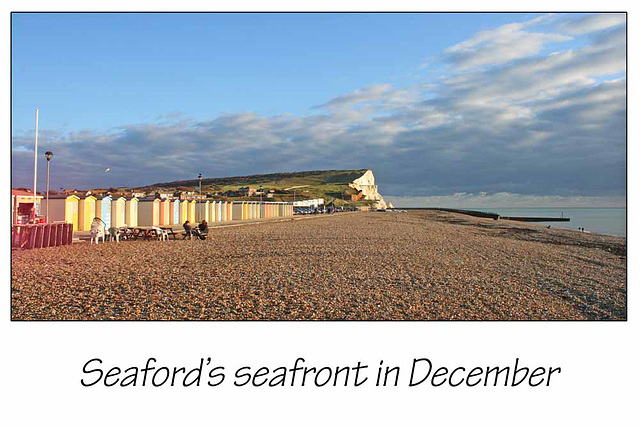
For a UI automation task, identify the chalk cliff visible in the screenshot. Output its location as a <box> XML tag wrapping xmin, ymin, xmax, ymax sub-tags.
<box><xmin>349</xmin><ymin>169</ymin><xmax>389</xmax><ymax>209</ymax></box>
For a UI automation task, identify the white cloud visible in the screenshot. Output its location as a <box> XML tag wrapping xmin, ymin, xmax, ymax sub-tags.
<box><xmin>443</xmin><ymin>16</ymin><xmax>571</xmax><ymax>70</ymax></box>
<box><xmin>558</xmin><ymin>13</ymin><xmax>626</xmax><ymax>35</ymax></box>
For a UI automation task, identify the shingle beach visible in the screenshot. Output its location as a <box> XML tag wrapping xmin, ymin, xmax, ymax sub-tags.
<box><xmin>11</xmin><ymin>211</ymin><xmax>626</xmax><ymax>320</ymax></box>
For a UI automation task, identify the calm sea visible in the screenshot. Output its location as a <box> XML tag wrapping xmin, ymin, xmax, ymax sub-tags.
<box><xmin>468</xmin><ymin>207</ymin><xmax>626</xmax><ymax>237</ymax></box>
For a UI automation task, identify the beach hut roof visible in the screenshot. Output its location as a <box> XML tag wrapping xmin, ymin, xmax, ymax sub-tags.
<box><xmin>48</xmin><ymin>194</ymin><xmax>80</xmax><ymax>200</ymax></box>
<box><xmin>12</xmin><ymin>189</ymin><xmax>44</xmax><ymax>198</ymax></box>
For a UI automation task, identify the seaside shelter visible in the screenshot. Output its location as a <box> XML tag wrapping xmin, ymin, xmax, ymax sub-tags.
<box><xmin>77</xmin><ymin>195</ymin><xmax>96</xmax><ymax>231</ymax></box>
<box><xmin>138</xmin><ymin>198</ymin><xmax>160</xmax><ymax>226</ymax></box>
<box><xmin>159</xmin><ymin>199</ymin><xmax>171</xmax><ymax>226</ymax></box>
<box><xmin>125</xmin><ymin>197</ymin><xmax>139</xmax><ymax>227</ymax></box>
<box><xmin>41</xmin><ymin>195</ymin><xmax>80</xmax><ymax>231</ymax></box>
<box><xmin>171</xmin><ymin>200</ymin><xmax>181</xmax><ymax>224</ymax></box>
<box><xmin>95</xmin><ymin>195</ymin><xmax>112</xmax><ymax>229</ymax></box>
<box><xmin>111</xmin><ymin>197</ymin><xmax>126</xmax><ymax>228</ymax></box>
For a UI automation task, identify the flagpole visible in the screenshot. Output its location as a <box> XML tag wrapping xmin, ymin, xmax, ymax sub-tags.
<box><xmin>33</xmin><ymin>109</ymin><xmax>39</xmax><ymax>221</ymax></box>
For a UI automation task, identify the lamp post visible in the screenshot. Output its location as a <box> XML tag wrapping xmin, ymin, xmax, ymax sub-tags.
<box><xmin>259</xmin><ymin>185</ymin><xmax>263</xmax><ymax>203</ymax></box>
<box><xmin>198</xmin><ymin>173</ymin><xmax>202</xmax><ymax>197</ymax></box>
<box><xmin>45</xmin><ymin>151</ymin><xmax>53</xmax><ymax>222</ymax></box>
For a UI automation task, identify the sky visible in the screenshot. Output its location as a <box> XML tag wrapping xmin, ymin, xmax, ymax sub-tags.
<box><xmin>11</xmin><ymin>13</ymin><xmax>626</xmax><ymax>207</ymax></box>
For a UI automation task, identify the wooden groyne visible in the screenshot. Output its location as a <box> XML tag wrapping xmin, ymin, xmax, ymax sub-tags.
<box><xmin>500</xmin><ymin>216</ymin><xmax>570</xmax><ymax>222</ymax></box>
<box><xmin>401</xmin><ymin>208</ymin><xmax>499</xmax><ymax>219</ymax></box>
<box><xmin>399</xmin><ymin>208</ymin><xmax>570</xmax><ymax>223</ymax></box>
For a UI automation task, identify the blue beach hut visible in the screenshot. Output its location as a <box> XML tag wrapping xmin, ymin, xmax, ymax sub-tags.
<box><xmin>96</xmin><ymin>195</ymin><xmax>112</xmax><ymax>228</ymax></box>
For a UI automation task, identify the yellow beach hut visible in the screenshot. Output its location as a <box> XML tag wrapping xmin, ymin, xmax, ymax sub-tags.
<box><xmin>188</xmin><ymin>200</ymin><xmax>196</xmax><ymax>223</ymax></box>
<box><xmin>125</xmin><ymin>197</ymin><xmax>139</xmax><ymax>227</ymax></box>
<box><xmin>111</xmin><ymin>196</ymin><xmax>127</xmax><ymax>228</ymax></box>
<box><xmin>78</xmin><ymin>195</ymin><xmax>96</xmax><ymax>231</ymax></box>
<box><xmin>180</xmin><ymin>200</ymin><xmax>188</xmax><ymax>224</ymax></box>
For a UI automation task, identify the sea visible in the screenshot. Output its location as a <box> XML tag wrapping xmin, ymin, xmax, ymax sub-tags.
<box><xmin>468</xmin><ymin>207</ymin><xmax>626</xmax><ymax>237</ymax></box>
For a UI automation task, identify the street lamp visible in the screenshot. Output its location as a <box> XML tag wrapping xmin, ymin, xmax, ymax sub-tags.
<box><xmin>198</xmin><ymin>173</ymin><xmax>202</xmax><ymax>197</ymax></box>
<box><xmin>45</xmin><ymin>151</ymin><xmax>53</xmax><ymax>222</ymax></box>
<box><xmin>259</xmin><ymin>185</ymin><xmax>263</xmax><ymax>203</ymax></box>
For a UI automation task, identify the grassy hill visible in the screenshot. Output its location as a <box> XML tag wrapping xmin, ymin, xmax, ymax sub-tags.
<box><xmin>130</xmin><ymin>169</ymin><xmax>372</xmax><ymax>205</ymax></box>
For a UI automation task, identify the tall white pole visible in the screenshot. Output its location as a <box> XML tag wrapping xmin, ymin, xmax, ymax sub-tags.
<box><xmin>33</xmin><ymin>109</ymin><xmax>39</xmax><ymax>220</ymax></box>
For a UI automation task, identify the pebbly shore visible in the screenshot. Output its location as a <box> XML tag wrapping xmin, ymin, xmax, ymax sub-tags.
<box><xmin>11</xmin><ymin>210</ymin><xmax>626</xmax><ymax>320</ymax></box>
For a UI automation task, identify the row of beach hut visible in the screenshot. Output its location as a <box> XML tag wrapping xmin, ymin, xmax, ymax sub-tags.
<box><xmin>40</xmin><ymin>195</ymin><xmax>294</xmax><ymax>231</ymax></box>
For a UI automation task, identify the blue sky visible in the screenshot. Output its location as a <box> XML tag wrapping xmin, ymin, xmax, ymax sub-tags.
<box><xmin>11</xmin><ymin>13</ymin><xmax>626</xmax><ymax>206</ymax></box>
<box><xmin>13</xmin><ymin>13</ymin><xmax>543</xmax><ymax>129</ymax></box>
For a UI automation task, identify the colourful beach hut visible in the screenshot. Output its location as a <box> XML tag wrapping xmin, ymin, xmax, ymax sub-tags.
<box><xmin>209</xmin><ymin>201</ymin><xmax>217</xmax><ymax>222</ymax></box>
<box><xmin>180</xmin><ymin>200</ymin><xmax>188</xmax><ymax>224</ymax></box>
<box><xmin>138</xmin><ymin>198</ymin><xmax>160</xmax><ymax>226</ymax></box>
<box><xmin>188</xmin><ymin>200</ymin><xmax>196</xmax><ymax>223</ymax></box>
<box><xmin>125</xmin><ymin>197</ymin><xmax>139</xmax><ymax>227</ymax></box>
<box><xmin>171</xmin><ymin>200</ymin><xmax>181</xmax><ymax>224</ymax></box>
<box><xmin>96</xmin><ymin>195</ymin><xmax>112</xmax><ymax>229</ymax></box>
<box><xmin>111</xmin><ymin>196</ymin><xmax>126</xmax><ymax>228</ymax></box>
<box><xmin>78</xmin><ymin>195</ymin><xmax>96</xmax><ymax>231</ymax></box>
<box><xmin>195</xmin><ymin>201</ymin><xmax>208</xmax><ymax>222</ymax></box>
<box><xmin>41</xmin><ymin>195</ymin><xmax>80</xmax><ymax>231</ymax></box>
<box><xmin>226</xmin><ymin>201</ymin><xmax>233</xmax><ymax>221</ymax></box>
<box><xmin>159</xmin><ymin>199</ymin><xmax>171</xmax><ymax>226</ymax></box>
<box><xmin>232</xmin><ymin>202</ymin><xmax>243</xmax><ymax>221</ymax></box>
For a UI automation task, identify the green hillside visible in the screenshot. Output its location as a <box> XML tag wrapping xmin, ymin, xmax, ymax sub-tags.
<box><xmin>132</xmin><ymin>169</ymin><xmax>372</xmax><ymax>206</ymax></box>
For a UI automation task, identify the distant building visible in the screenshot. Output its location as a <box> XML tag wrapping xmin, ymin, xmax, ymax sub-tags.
<box><xmin>238</xmin><ymin>186</ymin><xmax>257</xmax><ymax>197</ymax></box>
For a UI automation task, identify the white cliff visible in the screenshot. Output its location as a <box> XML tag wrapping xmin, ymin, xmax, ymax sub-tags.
<box><xmin>349</xmin><ymin>169</ymin><xmax>388</xmax><ymax>209</ymax></box>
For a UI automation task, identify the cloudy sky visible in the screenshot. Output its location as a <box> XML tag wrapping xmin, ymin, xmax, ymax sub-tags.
<box><xmin>12</xmin><ymin>13</ymin><xmax>626</xmax><ymax>206</ymax></box>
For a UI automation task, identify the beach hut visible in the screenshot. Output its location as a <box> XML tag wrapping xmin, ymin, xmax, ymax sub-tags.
<box><xmin>226</xmin><ymin>202</ymin><xmax>232</xmax><ymax>221</ymax></box>
<box><xmin>138</xmin><ymin>198</ymin><xmax>160</xmax><ymax>226</ymax></box>
<box><xmin>41</xmin><ymin>195</ymin><xmax>80</xmax><ymax>231</ymax></box>
<box><xmin>179</xmin><ymin>200</ymin><xmax>188</xmax><ymax>224</ymax></box>
<box><xmin>195</xmin><ymin>201</ymin><xmax>209</xmax><ymax>223</ymax></box>
<box><xmin>171</xmin><ymin>200</ymin><xmax>181</xmax><ymax>224</ymax></box>
<box><xmin>95</xmin><ymin>195</ymin><xmax>113</xmax><ymax>229</ymax></box>
<box><xmin>78</xmin><ymin>196</ymin><xmax>96</xmax><ymax>231</ymax></box>
<box><xmin>213</xmin><ymin>201</ymin><xmax>219</xmax><ymax>222</ymax></box>
<box><xmin>232</xmin><ymin>202</ymin><xmax>243</xmax><ymax>221</ymax></box>
<box><xmin>159</xmin><ymin>199</ymin><xmax>171</xmax><ymax>226</ymax></box>
<box><xmin>125</xmin><ymin>197</ymin><xmax>139</xmax><ymax>227</ymax></box>
<box><xmin>111</xmin><ymin>196</ymin><xmax>126</xmax><ymax>228</ymax></box>
<box><xmin>188</xmin><ymin>200</ymin><xmax>196</xmax><ymax>223</ymax></box>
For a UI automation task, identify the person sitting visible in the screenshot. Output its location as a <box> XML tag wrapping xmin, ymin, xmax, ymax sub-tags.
<box><xmin>198</xmin><ymin>220</ymin><xmax>209</xmax><ymax>239</ymax></box>
<box><xmin>183</xmin><ymin>220</ymin><xmax>194</xmax><ymax>240</ymax></box>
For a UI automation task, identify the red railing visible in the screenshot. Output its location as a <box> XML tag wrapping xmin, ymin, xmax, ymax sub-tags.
<box><xmin>11</xmin><ymin>223</ymin><xmax>73</xmax><ymax>249</ymax></box>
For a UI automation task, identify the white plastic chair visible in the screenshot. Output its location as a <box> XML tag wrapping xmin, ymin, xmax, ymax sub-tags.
<box><xmin>152</xmin><ymin>226</ymin><xmax>168</xmax><ymax>241</ymax></box>
<box><xmin>108</xmin><ymin>227</ymin><xmax>121</xmax><ymax>243</ymax></box>
<box><xmin>90</xmin><ymin>218</ymin><xmax>106</xmax><ymax>244</ymax></box>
